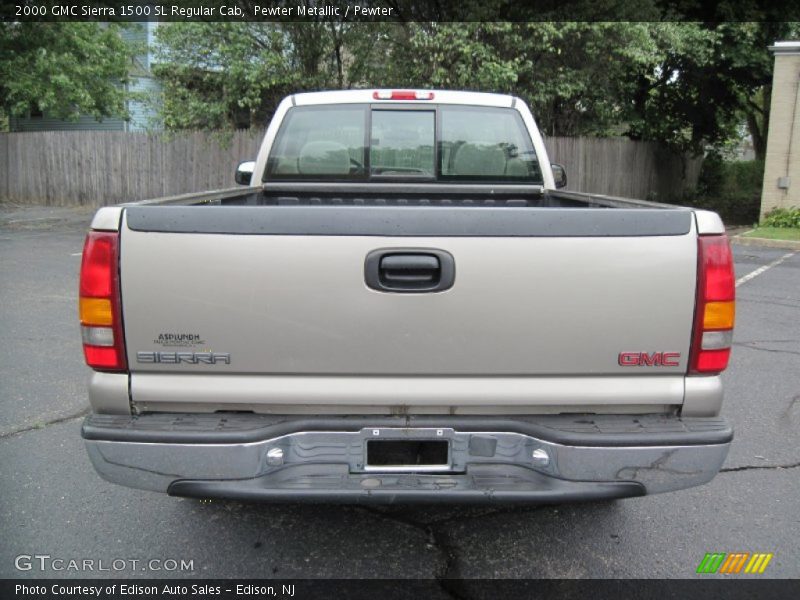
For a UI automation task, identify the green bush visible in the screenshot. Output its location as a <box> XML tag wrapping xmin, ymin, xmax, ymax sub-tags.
<box><xmin>683</xmin><ymin>156</ymin><xmax>763</xmax><ymax>225</ymax></box>
<box><xmin>761</xmin><ymin>207</ymin><xmax>800</xmax><ymax>228</ymax></box>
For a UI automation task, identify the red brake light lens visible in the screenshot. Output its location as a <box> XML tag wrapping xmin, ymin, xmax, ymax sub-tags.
<box><xmin>695</xmin><ymin>349</ymin><xmax>731</xmax><ymax>373</ymax></box>
<box><xmin>689</xmin><ymin>235</ymin><xmax>735</xmax><ymax>375</ymax></box>
<box><xmin>372</xmin><ymin>90</ymin><xmax>435</xmax><ymax>101</ymax></box>
<box><xmin>79</xmin><ymin>231</ymin><xmax>127</xmax><ymax>372</ymax></box>
<box><xmin>83</xmin><ymin>346</ymin><xmax>122</xmax><ymax>369</ymax></box>
<box><xmin>701</xmin><ymin>236</ymin><xmax>736</xmax><ymax>301</ymax></box>
<box><xmin>80</xmin><ymin>235</ymin><xmax>114</xmax><ymax>297</ymax></box>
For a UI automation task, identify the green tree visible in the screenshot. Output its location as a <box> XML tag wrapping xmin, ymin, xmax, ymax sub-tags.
<box><xmin>512</xmin><ymin>22</ymin><xmax>671</xmax><ymax>137</ymax></box>
<box><xmin>152</xmin><ymin>20</ymin><xmax>391</xmax><ymax>130</ymax></box>
<box><xmin>372</xmin><ymin>22</ymin><xmax>675</xmax><ymax>138</ymax></box>
<box><xmin>621</xmin><ymin>22</ymin><xmax>800</xmax><ymax>157</ymax></box>
<box><xmin>153</xmin><ymin>23</ymin><xmax>290</xmax><ymax>130</ymax></box>
<box><xmin>384</xmin><ymin>22</ymin><xmax>523</xmax><ymax>93</ymax></box>
<box><xmin>0</xmin><ymin>22</ymin><xmax>135</xmax><ymax>123</ymax></box>
<box><xmin>738</xmin><ymin>22</ymin><xmax>800</xmax><ymax>161</ymax></box>
<box><xmin>151</xmin><ymin>18</ymin><xmax>799</xmax><ymax>161</ymax></box>
<box><xmin>383</xmin><ymin>21</ymin><xmax>800</xmax><ymax>156</ymax></box>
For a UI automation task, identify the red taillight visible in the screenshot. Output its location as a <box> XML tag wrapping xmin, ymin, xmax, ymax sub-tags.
<box><xmin>83</xmin><ymin>345</ymin><xmax>122</xmax><ymax>369</ymax></box>
<box><xmin>79</xmin><ymin>231</ymin><xmax>127</xmax><ymax>372</ymax></box>
<box><xmin>689</xmin><ymin>234</ymin><xmax>735</xmax><ymax>375</ymax></box>
<box><xmin>80</xmin><ymin>235</ymin><xmax>114</xmax><ymax>296</ymax></box>
<box><xmin>372</xmin><ymin>90</ymin><xmax>435</xmax><ymax>101</ymax></box>
<box><xmin>702</xmin><ymin>235</ymin><xmax>736</xmax><ymax>299</ymax></box>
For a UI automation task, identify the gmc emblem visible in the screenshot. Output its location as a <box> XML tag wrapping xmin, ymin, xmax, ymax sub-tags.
<box><xmin>618</xmin><ymin>352</ymin><xmax>681</xmax><ymax>367</ymax></box>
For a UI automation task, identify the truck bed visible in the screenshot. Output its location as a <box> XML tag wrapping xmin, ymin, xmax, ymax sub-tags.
<box><xmin>106</xmin><ymin>184</ymin><xmax>701</xmax><ymax>416</ymax></box>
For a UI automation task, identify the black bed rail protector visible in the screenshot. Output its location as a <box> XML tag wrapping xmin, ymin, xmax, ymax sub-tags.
<box><xmin>263</xmin><ymin>182</ymin><xmax>545</xmax><ymax>196</ymax></box>
<box><xmin>82</xmin><ymin>413</ymin><xmax>732</xmax><ymax>447</ymax></box>
<box><xmin>124</xmin><ymin>205</ymin><xmax>692</xmax><ymax>237</ymax></box>
<box><xmin>548</xmin><ymin>189</ymin><xmax>687</xmax><ymax>210</ymax></box>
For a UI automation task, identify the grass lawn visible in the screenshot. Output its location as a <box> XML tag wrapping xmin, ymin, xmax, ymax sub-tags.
<box><xmin>743</xmin><ymin>227</ymin><xmax>800</xmax><ymax>241</ymax></box>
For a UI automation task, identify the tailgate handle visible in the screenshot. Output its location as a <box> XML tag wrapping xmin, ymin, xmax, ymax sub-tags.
<box><xmin>365</xmin><ymin>249</ymin><xmax>455</xmax><ymax>293</ymax></box>
<box><xmin>381</xmin><ymin>255</ymin><xmax>439</xmax><ymax>283</ymax></box>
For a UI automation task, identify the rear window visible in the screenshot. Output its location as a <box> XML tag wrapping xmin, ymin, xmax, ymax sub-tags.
<box><xmin>370</xmin><ymin>110</ymin><xmax>435</xmax><ymax>177</ymax></box>
<box><xmin>266</xmin><ymin>106</ymin><xmax>366</xmax><ymax>179</ymax></box>
<box><xmin>440</xmin><ymin>107</ymin><xmax>541</xmax><ymax>181</ymax></box>
<box><xmin>264</xmin><ymin>104</ymin><xmax>542</xmax><ymax>183</ymax></box>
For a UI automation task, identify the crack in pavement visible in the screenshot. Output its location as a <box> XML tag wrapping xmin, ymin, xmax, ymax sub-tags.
<box><xmin>732</xmin><ymin>342</ymin><xmax>800</xmax><ymax>357</ymax></box>
<box><xmin>355</xmin><ymin>504</ymin><xmax>549</xmax><ymax>598</ymax></box>
<box><xmin>787</xmin><ymin>394</ymin><xmax>800</xmax><ymax>411</ymax></box>
<box><xmin>0</xmin><ymin>407</ymin><xmax>90</xmax><ymax>439</ymax></box>
<box><xmin>356</xmin><ymin>506</ymin><xmax>465</xmax><ymax>598</ymax></box>
<box><xmin>735</xmin><ymin>339</ymin><xmax>800</xmax><ymax>344</ymax></box>
<box><xmin>720</xmin><ymin>462</ymin><xmax>800</xmax><ymax>473</ymax></box>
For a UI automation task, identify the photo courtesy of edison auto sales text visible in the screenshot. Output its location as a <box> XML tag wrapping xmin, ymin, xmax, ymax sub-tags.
<box><xmin>14</xmin><ymin>584</ymin><xmax>296</xmax><ymax>597</ymax></box>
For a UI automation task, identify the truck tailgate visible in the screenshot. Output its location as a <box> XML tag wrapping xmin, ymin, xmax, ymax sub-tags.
<box><xmin>120</xmin><ymin>205</ymin><xmax>697</xmax><ymax>412</ymax></box>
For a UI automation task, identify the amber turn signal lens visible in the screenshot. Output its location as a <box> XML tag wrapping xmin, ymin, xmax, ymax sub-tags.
<box><xmin>703</xmin><ymin>300</ymin><xmax>735</xmax><ymax>330</ymax></box>
<box><xmin>79</xmin><ymin>297</ymin><xmax>113</xmax><ymax>326</ymax></box>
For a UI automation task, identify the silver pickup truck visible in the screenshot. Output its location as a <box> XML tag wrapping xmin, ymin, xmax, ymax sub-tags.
<box><xmin>79</xmin><ymin>90</ymin><xmax>736</xmax><ymax>503</ymax></box>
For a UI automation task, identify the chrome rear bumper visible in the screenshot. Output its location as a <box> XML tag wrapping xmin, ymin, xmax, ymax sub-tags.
<box><xmin>83</xmin><ymin>413</ymin><xmax>731</xmax><ymax>503</ymax></box>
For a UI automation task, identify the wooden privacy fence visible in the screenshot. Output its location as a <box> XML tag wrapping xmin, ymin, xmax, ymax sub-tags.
<box><xmin>0</xmin><ymin>130</ymin><xmax>264</xmax><ymax>207</ymax></box>
<box><xmin>0</xmin><ymin>129</ymin><xmax>702</xmax><ymax>206</ymax></box>
<box><xmin>545</xmin><ymin>136</ymin><xmax>703</xmax><ymax>203</ymax></box>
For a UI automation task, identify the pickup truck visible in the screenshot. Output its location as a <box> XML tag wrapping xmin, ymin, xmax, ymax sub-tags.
<box><xmin>79</xmin><ymin>90</ymin><xmax>735</xmax><ymax>503</ymax></box>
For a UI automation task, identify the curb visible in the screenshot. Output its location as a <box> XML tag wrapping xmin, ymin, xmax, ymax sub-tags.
<box><xmin>732</xmin><ymin>233</ymin><xmax>800</xmax><ymax>251</ymax></box>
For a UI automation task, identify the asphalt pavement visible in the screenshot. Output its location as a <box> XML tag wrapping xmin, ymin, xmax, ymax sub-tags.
<box><xmin>1</xmin><ymin>205</ymin><xmax>798</xmax><ymax>586</ymax></box>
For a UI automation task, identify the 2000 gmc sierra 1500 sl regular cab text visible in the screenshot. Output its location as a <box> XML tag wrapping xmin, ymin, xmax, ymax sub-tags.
<box><xmin>78</xmin><ymin>90</ymin><xmax>736</xmax><ymax>503</ymax></box>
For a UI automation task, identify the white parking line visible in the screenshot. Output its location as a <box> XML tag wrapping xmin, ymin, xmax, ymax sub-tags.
<box><xmin>736</xmin><ymin>252</ymin><xmax>796</xmax><ymax>287</ymax></box>
<box><xmin>7</xmin><ymin>217</ymin><xmax>56</xmax><ymax>224</ymax></box>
